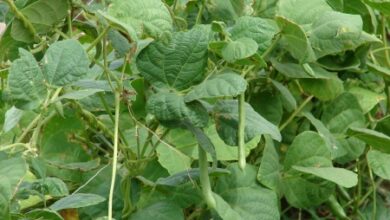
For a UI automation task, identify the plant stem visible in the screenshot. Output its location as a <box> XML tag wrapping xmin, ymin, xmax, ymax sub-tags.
<box><xmin>381</xmin><ymin>15</ymin><xmax>390</xmax><ymax>67</ymax></box>
<box><xmin>16</xmin><ymin>114</ymin><xmax>42</xmax><ymax>143</ymax></box>
<box><xmin>238</xmin><ymin>93</ymin><xmax>246</xmax><ymax>170</ymax></box>
<box><xmin>5</xmin><ymin>0</ymin><xmax>39</xmax><ymax>42</ymax></box>
<box><xmin>108</xmin><ymin>90</ymin><xmax>120</xmax><ymax>220</ymax></box>
<box><xmin>199</xmin><ymin>146</ymin><xmax>216</xmax><ymax>209</ymax></box>
<box><xmin>279</xmin><ymin>95</ymin><xmax>314</xmax><ymax>131</ymax></box>
<box><xmin>366</xmin><ymin>151</ymin><xmax>377</xmax><ymax>220</ymax></box>
<box><xmin>195</xmin><ymin>0</ymin><xmax>206</xmax><ymax>24</ymax></box>
<box><xmin>87</xmin><ymin>26</ymin><xmax>110</xmax><ymax>52</ymax></box>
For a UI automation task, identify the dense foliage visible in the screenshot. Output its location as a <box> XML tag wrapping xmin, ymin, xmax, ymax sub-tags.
<box><xmin>1</xmin><ymin>0</ymin><xmax>390</xmax><ymax>219</ymax></box>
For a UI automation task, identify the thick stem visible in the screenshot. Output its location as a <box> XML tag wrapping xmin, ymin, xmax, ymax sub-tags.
<box><xmin>199</xmin><ymin>147</ymin><xmax>216</xmax><ymax>209</ymax></box>
<box><xmin>238</xmin><ymin>93</ymin><xmax>246</xmax><ymax>170</ymax></box>
<box><xmin>108</xmin><ymin>91</ymin><xmax>120</xmax><ymax>220</ymax></box>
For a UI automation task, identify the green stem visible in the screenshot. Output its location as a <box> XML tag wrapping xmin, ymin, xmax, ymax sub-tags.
<box><xmin>16</xmin><ymin>114</ymin><xmax>42</xmax><ymax>143</ymax></box>
<box><xmin>199</xmin><ymin>147</ymin><xmax>216</xmax><ymax>209</ymax></box>
<box><xmin>5</xmin><ymin>0</ymin><xmax>39</xmax><ymax>41</ymax></box>
<box><xmin>238</xmin><ymin>93</ymin><xmax>246</xmax><ymax>170</ymax></box>
<box><xmin>87</xmin><ymin>26</ymin><xmax>110</xmax><ymax>52</ymax></box>
<box><xmin>366</xmin><ymin>151</ymin><xmax>377</xmax><ymax>220</ymax></box>
<box><xmin>381</xmin><ymin>15</ymin><xmax>390</xmax><ymax>67</ymax></box>
<box><xmin>279</xmin><ymin>95</ymin><xmax>314</xmax><ymax>131</ymax></box>
<box><xmin>67</xmin><ymin>2</ymin><xmax>73</xmax><ymax>37</ymax></box>
<box><xmin>108</xmin><ymin>90</ymin><xmax>120</xmax><ymax>220</ymax></box>
<box><xmin>195</xmin><ymin>0</ymin><xmax>206</xmax><ymax>24</ymax></box>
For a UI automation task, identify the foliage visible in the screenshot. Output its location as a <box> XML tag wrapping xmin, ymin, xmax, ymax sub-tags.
<box><xmin>0</xmin><ymin>0</ymin><xmax>390</xmax><ymax>219</ymax></box>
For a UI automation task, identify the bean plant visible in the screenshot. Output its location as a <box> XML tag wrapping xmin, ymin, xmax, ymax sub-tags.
<box><xmin>0</xmin><ymin>0</ymin><xmax>390</xmax><ymax>219</ymax></box>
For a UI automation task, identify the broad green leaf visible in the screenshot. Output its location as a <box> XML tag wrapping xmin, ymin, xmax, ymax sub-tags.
<box><xmin>292</xmin><ymin>166</ymin><xmax>357</xmax><ymax>188</ymax></box>
<box><xmin>271</xmin><ymin>80</ymin><xmax>297</xmax><ymax>111</ymax></box>
<box><xmin>271</xmin><ymin>59</ymin><xmax>329</xmax><ymax>78</ymax></box>
<box><xmin>230</xmin><ymin>16</ymin><xmax>279</xmax><ymax>53</ymax></box>
<box><xmin>322</xmin><ymin>93</ymin><xmax>365</xmax><ymax>134</ymax></box>
<box><xmin>284</xmin><ymin>131</ymin><xmax>332</xmax><ymax>171</ymax></box>
<box><xmin>276</xmin><ymin>0</ymin><xmax>332</xmax><ymax>27</ymax></box>
<box><xmin>213</xmin><ymin>100</ymin><xmax>281</xmax><ymax>146</ymax></box>
<box><xmin>300</xmin><ymin>72</ymin><xmax>344</xmax><ymax>101</ymax></box>
<box><xmin>58</xmin><ymin>159</ymin><xmax>100</xmax><ymax>172</ymax></box>
<box><xmin>25</xmin><ymin>209</ymin><xmax>64</xmax><ymax>220</ymax></box>
<box><xmin>8</xmin><ymin>49</ymin><xmax>46</xmax><ymax>108</ymax></box>
<box><xmin>3</xmin><ymin>106</ymin><xmax>23</xmax><ymax>132</ymax></box>
<box><xmin>308</xmin><ymin>11</ymin><xmax>365</xmax><ymax>58</ymax></box>
<box><xmin>257</xmin><ymin>135</ymin><xmax>281</xmax><ymax>192</ymax></box>
<box><xmin>0</xmin><ymin>157</ymin><xmax>27</xmax><ymax>200</ymax></box>
<box><xmin>50</xmin><ymin>193</ymin><xmax>105</xmax><ymax>211</ymax></box>
<box><xmin>213</xmin><ymin>193</ymin><xmax>242</xmax><ymax>220</ymax></box>
<box><xmin>348</xmin><ymin>87</ymin><xmax>386</xmax><ymax>114</ymax></box>
<box><xmin>72</xmin><ymin>80</ymin><xmax>113</xmax><ymax>92</ymax></box>
<box><xmin>206</xmin><ymin>0</ymin><xmax>251</xmax><ymax>22</ymax></box>
<box><xmin>37</xmin><ymin>177</ymin><xmax>69</xmax><ymax>197</ymax></box>
<box><xmin>156</xmin><ymin>140</ymin><xmax>192</xmax><ymax>175</ymax></box>
<box><xmin>344</xmin><ymin>0</ymin><xmax>377</xmax><ymax>32</ymax></box>
<box><xmin>347</xmin><ymin>127</ymin><xmax>390</xmax><ymax>153</ymax></box>
<box><xmin>107</xmin><ymin>0</ymin><xmax>172</xmax><ymax>38</ymax></box>
<box><xmin>137</xmin><ymin>26</ymin><xmax>210</xmax><ymax>90</ymax></box>
<box><xmin>221</xmin><ymin>37</ymin><xmax>258</xmax><ymax>62</ymax></box>
<box><xmin>11</xmin><ymin>0</ymin><xmax>70</xmax><ymax>43</ymax></box>
<box><xmin>214</xmin><ymin>164</ymin><xmax>280</xmax><ymax>220</ymax></box>
<box><xmin>185</xmin><ymin>73</ymin><xmax>247</xmax><ymax>102</ymax></box>
<box><xmin>335</xmin><ymin>137</ymin><xmax>366</xmax><ymax>164</ymax></box>
<box><xmin>367</xmin><ymin>150</ymin><xmax>390</xmax><ymax>180</ymax></box>
<box><xmin>146</xmin><ymin>92</ymin><xmax>208</xmax><ymax>127</ymax></box>
<box><xmin>276</xmin><ymin>16</ymin><xmax>315</xmax><ymax>63</ymax></box>
<box><xmin>129</xmin><ymin>201</ymin><xmax>184</xmax><ymax>220</ymax></box>
<box><xmin>367</xmin><ymin>62</ymin><xmax>390</xmax><ymax>81</ymax></box>
<box><xmin>0</xmin><ymin>27</ymin><xmax>27</xmax><ymax>62</ymax></box>
<box><xmin>43</xmin><ymin>40</ymin><xmax>89</xmax><ymax>86</ymax></box>
<box><xmin>303</xmin><ymin>112</ymin><xmax>345</xmax><ymax>159</ymax></box>
<box><xmin>56</xmin><ymin>89</ymin><xmax>103</xmax><ymax>101</ymax></box>
<box><xmin>281</xmin><ymin>175</ymin><xmax>335</xmax><ymax>208</ymax></box>
<box><xmin>282</xmin><ymin>131</ymin><xmax>335</xmax><ymax>208</ymax></box>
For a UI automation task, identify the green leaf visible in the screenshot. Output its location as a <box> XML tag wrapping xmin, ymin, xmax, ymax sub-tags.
<box><xmin>282</xmin><ymin>131</ymin><xmax>335</xmax><ymax>208</ymax></box>
<box><xmin>300</xmin><ymin>72</ymin><xmax>344</xmax><ymax>101</ymax></box>
<box><xmin>37</xmin><ymin>177</ymin><xmax>69</xmax><ymax>197</ymax></box>
<box><xmin>155</xmin><ymin>140</ymin><xmax>192</xmax><ymax>175</ymax></box>
<box><xmin>284</xmin><ymin>131</ymin><xmax>332</xmax><ymax>171</ymax></box>
<box><xmin>50</xmin><ymin>193</ymin><xmax>106</xmax><ymax>211</ymax></box>
<box><xmin>230</xmin><ymin>16</ymin><xmax>279</xmax><ymax>53</ymax></box>
<box><xmin>0</xmin><ymin>157</ymin><xmax>27</xmax><ymax>200</ymax></box>
<box><xmin>213</xmin><ymin>100</ymin><xmax>281</xmax><ymax>146</ymax></box>
<box><xmin>107</xmin><ymin>0</ymin><xmax>172</xmax><ymax>38</ymax></box>
<box><xmin>367</xmin><ymin>62</ymin><xmax>390</xmax><ymax>81</ymax></box>
<box><xmin>308</xmin><ymin>11</ymin><xmax>365</xmax><ymax>58</ymax></box>
<box><xmin>276</xmin><ymin>16</ymin><xmax>316</xmax><ymax>63</ymax></box>
<box><xmin>129</xmin><ymin>201</ymin><xmax>184</xmax><ymax>220</ymax></box>
<box><xmin>214</xmin><ymin>164</ymin><xmax>280</xmax><ymax>220</ymax></box>
<box><xmin>25</xmin><ymin>209</ymin><xmax>64</xmax><ymax>220</ymax></box>
<box><xmin>3</xmin><ymin>106</ymin><xmax>23</xmax><ymax>132</ymax></box>
<box><xmin>367</xmin><ymin>150</ymin><xmax>390</xmax><ymax>180</ymax></box>
<box><xmin>292</xmin><ymin>166</ymin><xmax>357</xmax><ymax>188</ymax></box>
<box><xmin>250</xmin><ymin>90</ymin><xmax>283</xmax><ymax>125</ymax></box>
<box><xmin>11</xmin><ymin>0</ymin><xmax>70</xmax><ymax>43</ymax></box>
<box><xmin>8</xmin><ymin>49</ymin><xmax>46</xmax><ymax>108</ymax></box>
<box><xmin>212</xmin><ymin>193</ymin><xmax>242</xmax><ymax>220</ymax></box>
<box><xmin>322</xmin><ymin>93</ymin><xmax>365</xmax><ymax>134</ymax></box>
<box><xmin>271</xmin><ymin>80</ymin><xmax>297</xmax><ymax>111</ymax></box>
<box><xmin>137</xmin><ymin>26</ymin><xmax>210</xmax><ymax>90</ymax></box>
<box><xmin>206</xmin><ymin>0</ymin><xmax>251</xmax><ymax>22</ymax></box>
<box><xmin>347</xmin><ymin>127</ymin><xmax>390</xmax><ymax>153</ymax></box>
<box><xmin>185</xmin><ymin>73</ymin><xmax>247</xmax><ymax>102</ymax></box>
<box><xmin>348</xmin><ymin>87</ymin><xmax>386</xmax><ymax>114</ymax></box>
<box><xmin>276</xmin><ymin>0</ymin><xmax>332</xmax><ymax>27</ymax></box>
<box><xmin>271</xmin><ymin>59</ymin><xmax>329</xmax><ymax>78</ymax></box>
<box><xmin>363</xmin><ymin>0</ymin><xmax>390</xmax><ymax>15</ymax></box>
<box><xmin>221</xmin><ymin>37</ymin><xmax>258</xmax><ymax>62</ymax></box>
<box><xmin>257</xmin><ymin>135</ymin><xmax>281</xmax><ymax>192</ymax></box>
<box><xmin>43</xmin><ymin>39</ymin><xmax>89</xmax><ymax>86</ymax></box>
<box><xmin>147</xmin><ymin>92</ymin><xmax>208</xmax><ymax>127</ymax></box>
